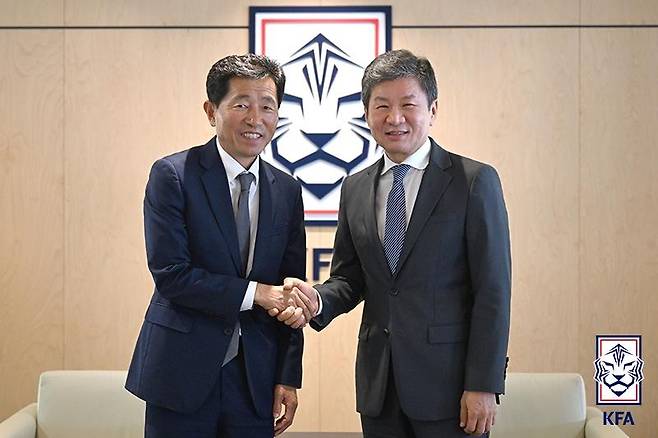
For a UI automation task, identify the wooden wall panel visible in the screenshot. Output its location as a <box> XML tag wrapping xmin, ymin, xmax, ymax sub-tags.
<box><xmin>294</xmin><ymin>302</ymin><xmax>321</xmax><ymax>431</ymax></box>
<box><xmin>397</xmin><ymin>28</ymin><xmax>581</xmax><ymax>373</ymax></box>
<box><xmin>0</xmin><ymin>0</ymin><xmax>63</xmax><ymax>26</ymax></box>
<box><xmin>0</xmin><ymin>31</ymin><xmax>64</xmax><ymax>420</ymax></box>
<box><xmin>62</xmin><ymin>0</ymin><xmax>578</xmax><ymax>27</ymax></box>
<box><xmin>63</xmin><ymin>0</ymin><xmax>316</xmax><ymax>27</ymax></box>
<box><xmin>304</xmin><ymin>227</ymin><xmax>353</xmax><ymax>431</ymax></box>
<box><xmin>384</xmin><ymin>0</ymin><xmax>578</xmax><ymax>26</ymax></box>
<box><xmin>317</xmin><ymin>303</ymin><xmax>363</xmax><ymax>432</ymax></box>
<box><xmin>306</xmin><ymin>227</ymin><xmax>362</xmax><ymax>432</ymax></box>
<box><xmin>581</xmin><ymin>0</ymin><xmax>658</xmax><ymax>24</ymax></box>
<box><xmin>580</xmin><ymin>29</ymin><xmax>658</xmax><ymax>438</ymax></box>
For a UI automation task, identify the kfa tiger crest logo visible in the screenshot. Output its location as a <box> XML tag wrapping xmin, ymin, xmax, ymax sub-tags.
<box><xmin>250</xmin><ymin>6</ymin><xmax>391</xmax><ymax>224</ymax></box>
<box><xmin>594</xmin><ymin>335</ymin><xmax>644</xmax><ymax>405</ymax></box>
<box><xmin>272</xmin><ymin>33</ymin><xmax>377</xmax><ymax>201</ymax></box>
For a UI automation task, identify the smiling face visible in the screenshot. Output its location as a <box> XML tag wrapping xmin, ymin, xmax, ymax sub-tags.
<box><xmin>204</xmin><ymin>76</ymin><xmax>279</xmax><ymax>169</ymax></box>
<box><xmin>365</xmin><ymin>76</ymin><xmax>437</xmax><ymax>163</ymax></box>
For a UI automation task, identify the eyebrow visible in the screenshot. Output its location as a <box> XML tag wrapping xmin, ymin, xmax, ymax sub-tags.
<box><xmin>232</xmin><ymin>94</ymin><xmax>277</xmax><ymax>104</ymax></box>
<box><xmin>372</xmin><ymin>94</ymin><xmax>419</xmax><ymax>101</ymax></box>
<box><xmin>261</xmin><ymin>95</ymin><xmax>277</xmax><ymax>105</ymax></box>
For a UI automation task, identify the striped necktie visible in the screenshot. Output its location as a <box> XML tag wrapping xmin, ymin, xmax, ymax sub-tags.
<box><xmin>383</xmin><ymin>164</ymin><xmax>411</xmax><ymax>275</ymax></box>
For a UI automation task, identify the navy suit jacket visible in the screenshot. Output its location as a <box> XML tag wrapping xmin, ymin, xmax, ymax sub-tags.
<box><xmin>126</xmin><ymin>138</ymin><xmax>305</xmax><ymax>417</ymax></box>
<box><xmin>311</xmin><ymin>139</ymin><xmax>511</xmax><ymax>421</ymax></box>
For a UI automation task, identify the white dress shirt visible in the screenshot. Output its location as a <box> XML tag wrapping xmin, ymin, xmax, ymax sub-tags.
<box><xmin>375</xmin><ymin>138</ymin><xmax>431</xmax><ymax>242</ymax></box>
<box><xmin>216</xmin><ymin>138</ymin><xmax>259</xmax><ymax>311</ymax></box>
<box><xmin>315</xmin><ymin>138</ymin><xmax>432</xmax><ymax>316</ymax></box>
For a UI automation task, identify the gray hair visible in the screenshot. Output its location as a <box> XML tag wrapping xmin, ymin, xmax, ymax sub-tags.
<box><xmin>361</xmin><ymin>49</ymin><xmax>438</xmax><ymax>109</ymax></box>
<box><xmin>206</xmin><ymin>54</ymin><xmax>286</xmax><ymax>107</ymax></box>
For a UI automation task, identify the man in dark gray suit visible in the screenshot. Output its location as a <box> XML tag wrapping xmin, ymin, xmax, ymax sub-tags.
<box><xmin>275</xmin><ymin>49</ymin><xmax>511</xmax><ymax>437</ymax></box>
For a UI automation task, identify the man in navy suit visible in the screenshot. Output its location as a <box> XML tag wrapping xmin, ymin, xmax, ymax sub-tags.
<box><xmin>126</xmin><ymin>54</ymin><xmax>307</xmax><ymax>438</ymax></box>
<box><xmin>277</xmin><ymin>50</ymin><xmax>511</xmax><ymax>437</ymax></box>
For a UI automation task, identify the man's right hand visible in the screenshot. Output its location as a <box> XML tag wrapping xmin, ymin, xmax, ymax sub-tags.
<box><xmin>255</xmin><ymin>283</ymin><xmax>307</xmax><ymax>328</ymax></box>
<box><xmin>268</xmin><ymin>278</ymin><xmax>319</xmax><ymax>326</ymax></box>
<box><xmin>254</xmin><ymin>283</ymin><xmax>289</xmax><ymax>313</ymax></box>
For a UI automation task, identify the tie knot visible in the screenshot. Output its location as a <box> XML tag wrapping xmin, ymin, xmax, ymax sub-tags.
<box><xmin>391</xmin><ymin>164</ymin><xmax>411</xmax><ymax>183</ymax></box>
<box><xmin>237</xmin><ymin>172</ymin><xmax>255</xmax><ymax>192</ymax></box>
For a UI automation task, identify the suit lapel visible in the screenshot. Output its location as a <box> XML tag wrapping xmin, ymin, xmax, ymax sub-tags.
<box><xmin>362</xmin><ymin>158</ymin><xmax>393</xmax><ymax>279</ymax></box>
<box><xmin>395</xmin><ymin>139</ymin><xmax>453</xmax><ymax>276</ymax></box>
<box><xmin>199</xmin><ymin>139</ymin><xmax>242</xmax><ymax>273</ymax></box>
<box><xmin>249</xmin><ymin>162</ymin><xmax>275</xmax><ymax>280</ymax></box>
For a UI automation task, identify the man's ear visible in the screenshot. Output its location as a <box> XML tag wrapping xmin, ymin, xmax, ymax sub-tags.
<box><xmin>203</xmin><ymin>100</ymin><xmax>216</xmax><ymax>126</ymax></box>
<box><xmin>429</xmin><ymin>99</ymin><xmax>438</xmax><ymax>126</ymax></box>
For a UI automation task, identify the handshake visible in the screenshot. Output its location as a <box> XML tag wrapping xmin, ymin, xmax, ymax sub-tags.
<box><xmin>254</xmin><ymin>278</ymin><xmax>319</xmax><ymax>329</ymax></box>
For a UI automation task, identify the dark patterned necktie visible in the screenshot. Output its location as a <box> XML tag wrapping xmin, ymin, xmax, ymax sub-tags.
<box><xmin>383</xmin><ymin>164</ymin><xmax>410</xmax><ymax>275</ymax></box>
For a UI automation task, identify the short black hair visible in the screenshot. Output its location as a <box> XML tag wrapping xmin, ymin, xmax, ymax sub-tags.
<box><xmin>362</xmin><ymin>49</ymin><xmax>438</xmax><ymax>109</ymax></box>
<box><xmin>206</xmin><ymin>54</ymin><xmax>286</xmax><ymax>107</ymax></box>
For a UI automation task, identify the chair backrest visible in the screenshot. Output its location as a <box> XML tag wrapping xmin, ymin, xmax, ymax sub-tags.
<box><xmin>33</xmin><ymin>370</ymin><xmax>588</xmax><ymax>437</ymax></box>
<box><xmin>36</xmin><ymin>370</ymin><xmax>144</xmax><ymax>438</ymax></box>
<box><xmin>491</xmin><ymin>372</ymin><xmax>586</xmax><ymax>438</ymax></box>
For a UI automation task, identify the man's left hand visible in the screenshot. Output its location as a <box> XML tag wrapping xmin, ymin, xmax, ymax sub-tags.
<box><xmin>460</xmin><ymin>390</ymin><xmax>496</xmax><ymax>435</ymax></box>
<box><xmin>273</xmin><ymin>384</ymin><xmax>298</xmax><ymax>436</ymax></box>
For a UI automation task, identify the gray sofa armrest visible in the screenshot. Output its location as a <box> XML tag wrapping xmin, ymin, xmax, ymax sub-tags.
<box><xmin>0</xmin><ymin>403</ymin><xmax>37</xmax><ymax>438</ymax></box>
<box><xmin>585</xmin><ymin>407</ymin><xmax>628</xmax><ymax>438</ymax></box>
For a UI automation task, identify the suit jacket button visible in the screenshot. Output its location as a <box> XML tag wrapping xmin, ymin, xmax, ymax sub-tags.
<box><xmin>390</xmin><ymin>289</ymin><xmax>399</xmax><ymax>296</ymax></box>
<box><xmin>383</xmin><ymin>328</ymin><xmax>390</xmax><ymax>336</ymax></box>
<box><xmin>224</xmin><ymin>328</ymin><xmax>233</xmax><ymax>336</ymax></box>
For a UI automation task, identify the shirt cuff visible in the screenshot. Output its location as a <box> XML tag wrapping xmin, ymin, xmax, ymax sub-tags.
<box><xmin>314</xmin><ymin>287</ymin><xmax>323</xmax><ymax>316</ymax></box>
<box><xmin>240</xmin><ymin>281</ymin><xmax>257</xmax><ymax>311</ymax></box>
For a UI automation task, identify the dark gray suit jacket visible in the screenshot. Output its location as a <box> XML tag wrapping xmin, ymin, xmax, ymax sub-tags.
<box><xmin>310</xmin><ymin>138</ymin><xmax>511</xmax><ymax>421</ymax></box>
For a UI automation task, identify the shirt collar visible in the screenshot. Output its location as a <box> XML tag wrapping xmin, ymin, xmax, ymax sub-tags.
<box><xmin>216</xmin><ymin>137</ymin><xmax>260</xmax><ymax>186</ymax></box>
<box><xmin>381</xmin><ymin>138</ymin><xmax>431</xmax><ymax>175</ymax></box>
